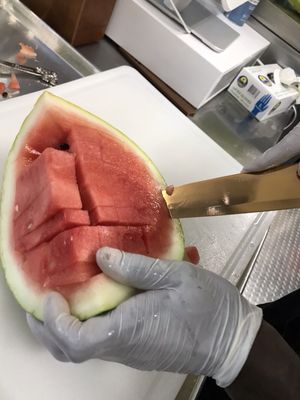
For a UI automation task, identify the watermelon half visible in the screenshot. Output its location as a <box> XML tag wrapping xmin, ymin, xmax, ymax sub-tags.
<box><xmin>0</xmin><ymin>92</ymin><xmax>184</xmax><ymax>320</ymax></box>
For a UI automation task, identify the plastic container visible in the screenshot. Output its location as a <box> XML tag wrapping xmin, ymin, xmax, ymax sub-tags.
<box><xmin>225</xmin><ymin>0</ymin><xmax>260</xmax><ymax>26</ymax></box>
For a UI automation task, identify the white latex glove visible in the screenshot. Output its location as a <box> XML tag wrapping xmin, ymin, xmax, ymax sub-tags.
<box><xmin>243</xmin><ymin>122</ymin><xmax>300</xmax><ymax>174</ymax></box>
<box><xmin>27</xmin><ymin>247</ymin><xmax>262</xmax><ymax>388</ymax></box>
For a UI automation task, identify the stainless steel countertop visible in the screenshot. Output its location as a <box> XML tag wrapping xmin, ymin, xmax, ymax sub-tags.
<box><xmin>0</xmin><ymin>0</ymin><xmax>98</xmax><ymax>99</ymax></box>
<box><xmin>253</xmin><ymin>0</ymin><xmax>300</xmax><ymax>54</ymax></box>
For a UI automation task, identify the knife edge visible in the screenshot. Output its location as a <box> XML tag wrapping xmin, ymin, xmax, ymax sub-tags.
<box><xmin>162</xmin><ymin>164</ymin><xmax>300</xmax><ymax>218</ymax></box>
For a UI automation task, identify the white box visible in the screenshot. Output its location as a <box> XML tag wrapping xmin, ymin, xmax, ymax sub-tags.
<box><xmin>228</xmin><ymin>64</ymin><xmax>299</xmax><ymax>121</ymax></box>
<box><xmin>106</xmin><ymin>0</ymin><xmax>269</xmax><ymax>109</ymax></box>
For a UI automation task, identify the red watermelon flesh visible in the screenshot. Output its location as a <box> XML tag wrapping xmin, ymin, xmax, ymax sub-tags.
<box><xmin>16</xmin><ymin>209</ymin><xmax>90</xmax><ymax>252</ymax></box>
<box><xmin>89</xmin><ymin>205</ymin><xmax>151</xmax><ymax>226</ymax></box>
<box><xmin>12</xmin><ymin>107</ymin><xmax>175</xmax><ymax>291</ymax></box>
<box><xmin>14</xmin><ymin>147</ymin><xmax>79</xmax><ymax>217</ymax></box>
<box><xmin>2</xmin><ymin>92</ymin><xmax>184</xmax><ymax>320</ymax></box>
<box><xmin>22</xmin><ymin>230</ymin><xmax>100</xmax><ymax>288</ymax></box>
<box><xmin>69</xmin><ymin>127</ymin><xmax>158</xmax><ymax>226</ymax></box>
<box><xmin>14</xmin><ymin>149</ymin><xmax>82</xmax><ymax>237</ymax></box>
<box><xmin>21</xmin><ymin>225</ymin><xmax>147</xmax><ymax>288</ymax></box>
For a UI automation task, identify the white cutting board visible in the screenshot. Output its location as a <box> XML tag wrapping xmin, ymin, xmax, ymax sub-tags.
<box><xmin>0</xmin><ymin>67</ymin><xmax>251</xmax><ymax>400</ymax></box>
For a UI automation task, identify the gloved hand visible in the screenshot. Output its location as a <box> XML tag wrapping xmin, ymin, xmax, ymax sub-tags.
<box><xmin>27</xmin><ymin>247</ymin><xmax>262</xmax><ymax>388</ymax></box>
<box><xmin>243</xmin><ymin>121</ymin><xmax>300</xmax><ymax>174</ymax></box>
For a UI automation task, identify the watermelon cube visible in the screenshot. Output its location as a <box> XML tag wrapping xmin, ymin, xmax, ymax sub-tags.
<box><xmin>16</xmin><ymin>209</ymin><xmax>90</xmax><ymax>252</ymax></box>
<box><xmin>90</xmin><ymin>205</ymin><xmax>153</xmax><ymax>226</ymax></box>
<box><xmin>97</xmin><ymin>226</ymin><xmax>147</xmax><ymax>255</ymax></box>
<box><xmin>14</xmin><ymin>147</ymin><xmax>82</xmax><ymax>239</ymax></box>
<box><xmin>14</xmin><ymin>179</ymin><xmax>82</xmax><ymax>238</ymax></box>
<box><xmin>14</xmin><ymin>148</ymin><xmax>79</xmax><ymax>219</ymax></box>
<box><xmin>23</xmin><ymin>226</ymin><xmax>101</xmax><ymax>288</ymax></box>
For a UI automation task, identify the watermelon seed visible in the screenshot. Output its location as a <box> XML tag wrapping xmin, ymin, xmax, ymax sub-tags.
<box><xmin>59</xmin><ymin>143</ymin><xmax>70</xmax><ymax>151</ymax></box>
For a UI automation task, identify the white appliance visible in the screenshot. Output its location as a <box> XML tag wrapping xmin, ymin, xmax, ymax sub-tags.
<box><xmin>148</xmin><ymin>0</ymin><xmax>240</xmax><ymax>52</ymax></box>
<box><xmin>106</xmin><ymin>0</ymin><xmax>269</xmax><ymax>109</ymax></box>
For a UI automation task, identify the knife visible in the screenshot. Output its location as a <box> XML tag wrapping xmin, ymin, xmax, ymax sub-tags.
<box><xmin>162</xmin><ymin>163</ymin><xmax>300</xmax><ymax>218</ymax></box>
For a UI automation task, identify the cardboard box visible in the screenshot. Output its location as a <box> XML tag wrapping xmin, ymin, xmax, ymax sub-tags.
<box><xmin>22</xmin><ymin>0</ymin><xmax>116</xmax><ymax>46</ymax></box>
<box><xmin>228</xmin><ymin>64</ymin><xmax>299</xmax><ymax>121</ymax></box>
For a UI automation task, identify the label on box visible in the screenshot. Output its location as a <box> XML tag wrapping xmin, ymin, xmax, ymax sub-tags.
<box><xmin>228</xmin><ymin>64</ymin><xmax>298</xmax><ymax>121</ymax></box>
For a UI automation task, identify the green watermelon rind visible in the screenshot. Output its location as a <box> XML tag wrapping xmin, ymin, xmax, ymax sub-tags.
<box><xmin>0</xmin><ymin>92</ymin><xmax>184</xmax><ymax>321</ymax></box>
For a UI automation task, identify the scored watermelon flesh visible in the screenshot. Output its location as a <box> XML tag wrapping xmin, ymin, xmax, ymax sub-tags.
<box><xmin>16</xmin><ymin>209</ymin><xmax>90</xmax><ymax>252</ymax></box>
<box><xmin>89</xmin><ymin>205</ymin><xmax>152</xmax><ymax>226</ymax></box>
<box><xmin>13</xmin><ymin>119</ymin><xmax>174</xmax><ymax>292</ymax></box>
<box><xmin>14</xmin><ymin>148</ymin><xmax>82</xmax><ymax>237</ymax></box>
<box><xmin>21</xmin><ymin>225</ymin><xmax>150</xmax><ymax>288</ymax></box>
<box><xmin>69</xmin><ymin>127</ymin><xmax>158</xmax><ymax>226</ymax></box>
<box><xmin>14</xmin><ymin>147</ymin><xmax>80</xmax><ymax>217</ymax></box>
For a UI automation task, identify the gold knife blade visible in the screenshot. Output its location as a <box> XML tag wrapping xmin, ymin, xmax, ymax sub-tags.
<box><xmin>162</xmin><ymin>164</ymin><xmax>300</xmax><ymax>218</ymax></box>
